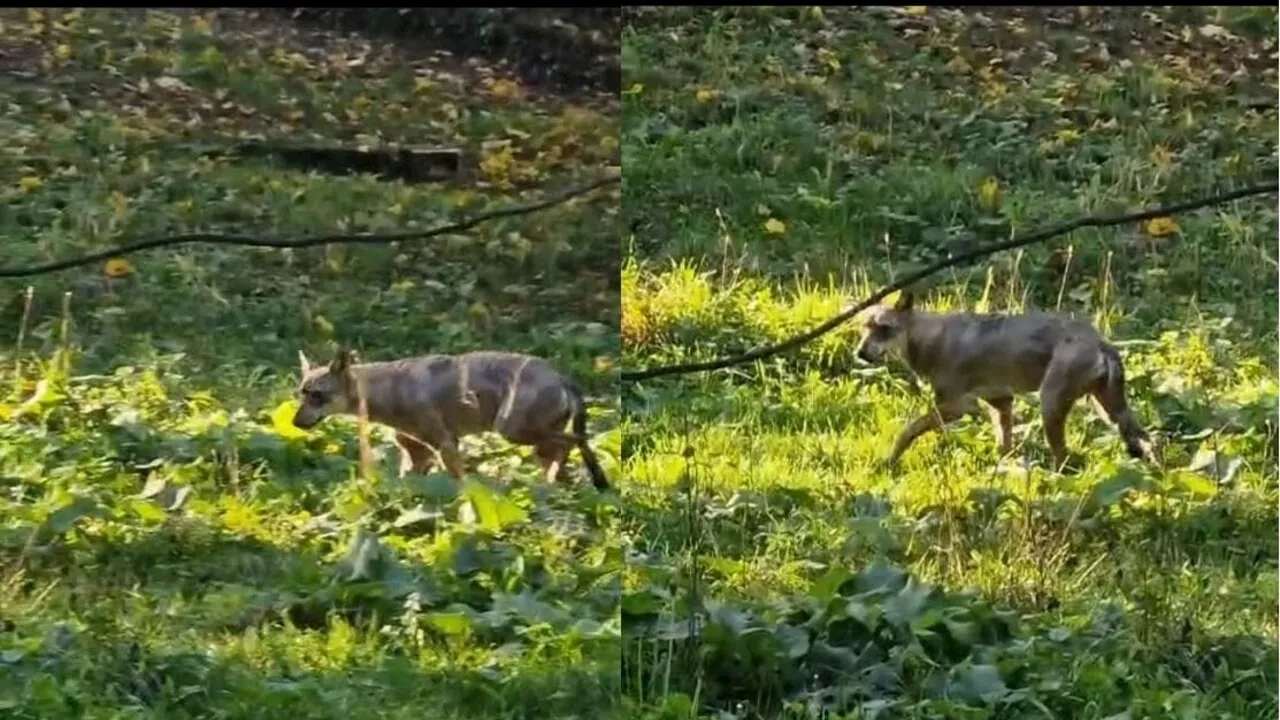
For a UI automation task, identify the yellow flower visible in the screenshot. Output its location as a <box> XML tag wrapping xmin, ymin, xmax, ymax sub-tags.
<box><xmin>764</xmin><ymin>218</ymin><xmax>787</xmax><ymax>235</ymax></box>
<box><xmin>623</xmin><ymin>83</ymin><xmax>644</xmax><ymax>96</ymax></box>
<box><xmin>1144</xmin><ymin>217</ymin><xmax>1179</xmax><ymax>238</ymax></box>
<box><xmin>694</xmin><ymin>87</ymin><xmax>718</xmax><ymax>103</ymax></box>
<box><xmin>270</xmin><ymin>400</ymin><xmax>311</xmax><ymax>439</ymax></box>
<box><xmin>18</xmin><ymin>175</ymin><xmax>42</xmax><ymax>193</ymax></box>
<box><xmin>977</xmin><ymin>176</ymin><xmax>1000</xmax><ymax>209</ymax></box>
<box><xmin>901</xmin><ymin>6</ymin><xmax>928</xmax><ymax>16</ymax></box>
<box><xmin>54</xmin><ymin>44</ymin><xmax>70</xmax><ymax>60</ymax></box>
<box><xmin>594</xmin><ymin>355</ymin><xmax>615</xmax><ymax>373</ymax></box>
<box><xmin>103</xmin><ymin>257</ymin><xmax>133</xmax><ymax>278</ymax></box>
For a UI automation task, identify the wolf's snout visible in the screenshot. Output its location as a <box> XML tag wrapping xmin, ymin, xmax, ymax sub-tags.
<box><xmin>292</xmin><ymin>408</ymin><xmax>320</xmax><ymax>429</ymax></box>
<box><xmin>856</xmin><ymin>345</ymin><xmax>877</xmax><ymax>364</ymax></box>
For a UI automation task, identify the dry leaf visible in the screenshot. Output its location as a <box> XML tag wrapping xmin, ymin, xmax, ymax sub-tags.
<box><xmin>977</xmin><ymin>176</ymin><xmax>1000</xmax><ymax>209</ymax></box>
<box><xmin>1144</xmin><ymin>217</ymin><xmax>1179</xmax><ymax>238</ymax></box>
<box><xmin>103</xmin><ymin>258</ymin><xmax>133</xmax><ymax>278</ymax></box>
<box><xmin>764</xmin><ymin>218</ymin><xmax>787</xmax><ymax>235</ymax></box>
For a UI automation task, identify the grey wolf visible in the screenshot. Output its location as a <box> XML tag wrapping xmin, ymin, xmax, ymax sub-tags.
<box><xmin>853</xmin><ymin>290</ymin><xmax>1154</xmax><ymax>471</ymax></box>
<box><xmin>292</xmin><ymin>349</ymin><xmax>609</xmax><ymax>489</ymax></box>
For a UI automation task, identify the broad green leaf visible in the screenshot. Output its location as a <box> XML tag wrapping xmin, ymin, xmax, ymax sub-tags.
<box><xmin>425</xmin><ymin>611</ymin><xmax>473</xmax><ymax>636</ymax></box>
<box><xmin>1171</xmin><ymin>469</ymin><xmax>1219</xmax><ymax>499</ymax></box>
<box><xmin>129</xmin><ymin>498</ymin><xmax>169</xmax><ymax>523</ymax></box>
<box><xmin>951</xmin><ymin>663</ymin><xmax>1009</xmax><ymax>703</ymax></box>
<box><xmin>883</xmin><ymin>577</ymin><xmax>933</xmax><ymax>627</ymax></box>
<box><xmin>775</xmin><ymin>623</ymin><xmax>810</xmax><ymax>659</ymax></box>
<box><xmin>1086</xmin><ymin>467</ymin><xmax>1149</xmax><ymax>512</ymax></box>
<box><xmin>812</xmin><ymin>565</ymin><xmax>853</xmax><ymax>603</ymax></box>
<box><xmin>407</xmin><ymin>472</ymin><xmax>459</xmax><ymax>503</ymax></box>
<box><xmin>852</xmin><ymin>562</ymin><xmax>908</xmax><ymax>597</ymax></box>
<box><xmin>44</xmin><ymin>497</ymin><xmax>102</xmax><ymax>535</ymax></box>
<box><xmin>621</xmin><ymin>589</ymin><xmax>667</xmax><ymax>616</ymax></box>
<box><xmin>461</xmin><ymin>479</ymin><xmax>528</xmax><ymax>533</ymax></box>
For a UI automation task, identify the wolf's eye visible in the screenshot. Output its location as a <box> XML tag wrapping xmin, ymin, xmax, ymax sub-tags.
<box><xmin>871</xmin><ymin>323</ymin><xmax>893</xmax><ymax>336</ymax></box>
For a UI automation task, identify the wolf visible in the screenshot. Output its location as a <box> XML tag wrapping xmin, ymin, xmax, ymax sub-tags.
<box><xmin>853</xmin><ymin>290</ymin><xmax>1154</xmax><ymax>471</ymax></box>
<box><xmin>292</xmin><ymin>349</ymin><xmax>609</xmax><ymax>489</ymax></box>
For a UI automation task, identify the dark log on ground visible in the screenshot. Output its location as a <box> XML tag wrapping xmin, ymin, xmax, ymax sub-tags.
<box><xmin>6</xmin><ymin>143</ymin><xmax>464</xmax><ymax>184</ymax></box>
<box><xmin>226</xmin><ymin>142</ymin><xmax>463</xmax><ymax>184</ymax></box>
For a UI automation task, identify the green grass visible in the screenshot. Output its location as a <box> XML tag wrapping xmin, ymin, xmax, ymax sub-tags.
<box><xmin>0</xmin><ymin>9</ymin><xmax>620</xmax><ymax>719</ymax></box>
<box><xmin>620</xmin><ymin>7</ymin><xmax>1277</xmax><ymax>719</ymax></box>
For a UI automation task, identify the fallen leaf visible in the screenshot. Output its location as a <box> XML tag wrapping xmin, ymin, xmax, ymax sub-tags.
<box><xmin>1144</xmin><ymin>217</ymin><xmax>1179</xmax><ymax>238</ymax></box>
<box><xmin>901</xmin><ymin>6</ymin><xmax>928</xmax><ymax>17</ymax></box>
<box><xmin>764</xmin><ymin>217</ymin><xmax>787</xmax><ymax>235</ymax></box>
<box><xmin>977</xmin><ymin>176</ymin><xmax>1000</xmax><ymax>209</ymax></box>
<box><xmin>54</xmin><ymin>44</ymin><xmax>70</xmax><ymax>60</ymax></box>
<box><xmin>1149</xmin><ymin>145</ymin><xmax>1175</xmax><ymax>169</ymax></box>
<box><xmin>623</xmin><ymin>82</ymin><xmax>644</xmax><ymax>96</ymax></box>
<box><xmin>488</xmin><ymin>79</ymin><xmax>521</xmax><ymax>102</ymax></box>
<box><xmin>103</xmin><ymin>257</ymin><xmax>132</xmax><ymax>278</ymax></box>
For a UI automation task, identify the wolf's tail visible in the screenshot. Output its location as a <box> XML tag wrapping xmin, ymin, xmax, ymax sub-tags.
<box><xmin>567</xmin><ymin>381</ymin><xmax>610</xmax><ymax>490</ymax></box>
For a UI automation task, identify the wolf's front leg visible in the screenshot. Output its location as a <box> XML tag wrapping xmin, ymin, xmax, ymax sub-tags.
<box><xmin>437</xmin><ymin>437</ymin><xmax>468</xmax><ymax>480</ymax></box>
<box><xmin>886</xmin><ymin>400</ymin><xmax>967</xmax><ymax>466</ymax></box>
<box><xmin>394</xmin><ymin>432</ymin><xmax>434</xmax><ymax>477</ymax></box>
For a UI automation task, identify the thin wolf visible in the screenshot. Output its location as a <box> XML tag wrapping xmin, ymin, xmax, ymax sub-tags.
<box><xmin>853</xmin><ymin>290</ymin><xmax>1154</xmax><ymax>471</ymax></box>
<box><xmin>292</xmin><ymin>349</ymin><xmax>609</xmax><ymax>490</ymax></box>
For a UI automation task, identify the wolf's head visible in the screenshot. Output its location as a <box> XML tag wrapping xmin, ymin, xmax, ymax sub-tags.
<box><xmin>854</xmin><ymin>290</ymin><xmax>916</xmax><ymax>365</ymax></box>
<box><xmin>292</xmin><ymin>349</ymin><xmax>358</xmax><ymax>429</ymax></box>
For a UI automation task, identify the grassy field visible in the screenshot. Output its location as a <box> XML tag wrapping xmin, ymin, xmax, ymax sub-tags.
<box><xmin>620</xmin><ymin>7</ymin><xmax>1278</xmax><ymax>719</ymax></box>
<box><xmin>0</xmin><ymin>9</ymin><xmax>620</xmax><ymax>719</ymax></box>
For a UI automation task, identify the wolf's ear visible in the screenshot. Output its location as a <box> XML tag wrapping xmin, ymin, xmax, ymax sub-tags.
<box><xmin>298</xmin><ymin>350</ymin><xmax>312</xmax><ymax>375</ymax></box>
<box><xmin>892</xmin><ymin>289</ymin><xmax>914</xmax><ymax>311</ymax></box>
<box><xmin>330</xmin><ymin>348</ymin><xmax>355</xmax><ymax>374</ymax></box>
